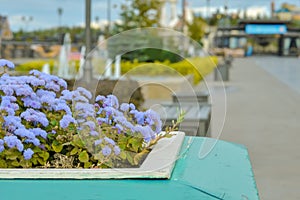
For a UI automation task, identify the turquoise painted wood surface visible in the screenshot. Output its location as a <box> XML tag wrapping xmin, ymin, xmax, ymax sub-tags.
<box><xmin>0</xmin><ymin>137</ymin><xmax>260</xmax><ymax>200</ymax></box>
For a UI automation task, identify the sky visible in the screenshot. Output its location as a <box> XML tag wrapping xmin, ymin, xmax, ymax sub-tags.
<box><xmin>1</xmin><ymin>0</ymin><xmax>300</xmax><ymax>32</ymax></box>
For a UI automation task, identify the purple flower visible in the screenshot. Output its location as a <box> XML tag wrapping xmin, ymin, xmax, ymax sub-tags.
<box><xmin>22</xmin><ymin>96</ymin><xmax>42</xmax><ymax>109</ymax></box>
<box><xmin>0</xmin><ymin>85</ymin><xmax>14</xmax><ymax>96</ymax></box>
<box><xmin>26</xmin><ymin>76</ymin><xmax>46</xmax><ymax>87</ymax></box>
<box><xmin>3</xmin><ymin>116</ymin><xmax>24</xmax><ymax>131</ymax></box>
<box><xmin>104</xmin><ymin>106</ymin><xmax>114</xmax><ymax>118</ymax></box>
<box><xmin>96</xmin><ymin>117</ymin><xmax>108</xmax><ymax>125</ymax></box>
<box><xmin>120</xmin><ymin>103</ymin><xmax>130</xmax><ymax>112</ymax></box>
<box><xmin>102</xmin><ymin>145</ymin><xmax>111</xmax><ymax>156</ymax></box>
<box><xmin>15</xmin><ymin>85</ymin><xmax>33</xmax><ymax>97</ymax></box>
<box><xmin>95</xmin><ymin>95</ymin><xmax>105</xmax><ymax>102</ymax></box>
<box><xmin>23</xmin><ymin>148</ymin><xmax>34</xmax><ymax>160</ymax></box>
<box><xmin>25</xmin><ymin>138</ymin><xmax>40</xmax><ymax>146</ymax></box>
<box><xmin>60</xmin><ymin>114</ymin><xmax>76</xmax><ymax>129</ymax></box>
<box><xmin>83</xmin><ymin>121</ymin><xmax>96</xmax><ymax>130</ymax></box>
<box><xmin>133</xmin><ymin>111</ymin><xmax>145</xmax><ymax>125</ymax></box>
<box><xmin>129</xmin><ymin>103</ymin><xmax>135</xmax><ymax>110</ymax></box>
<box><xmin>94</xmin><ymin>139</ymin><xmax>103</xmax><ymax>146</ymax></box>
<box><xmin>0</xmin><ymin>96</ymin><xmax>19</xmax><ymax>116</ymax></box>
<box><xmin>134</xmin><ymin>125</ymin><xmax>152</xmax><ymax>142</ymax></box>
<box><xmin>40</xmin><ymin>94</ymin><xmax>55</xmax><ymax>105</ymax></box>
<box><xmin>75</xmin><ymin>102</ymin><xmax>95</xmax><ymax>118</ymax></box>
<box><xmin>0</xmin><ymin>59</ymin><xmax>15</xmax><ymax>69</ymax></box>
<box><xmin>21</xmin><ymin>108</ymin><xmax>49</xmax><ymax>127</ymax></box>
<box><xmin>0</xmin><ymin>139</ymin><xmax>5</xmax><ymax>153</ymax></box>
<box><xmin>114</xmin><ymin>116</ymin><xmax>134</xmax><ymax>131</ymax></box>
<box><xmin>54</xmin><ymin>102</ymin><xmax>71</xmax><ymax>115</ymax></box>
<box><xmin>114</xmin><ymin>146</ymin><xmax>121</xmax><ymax>155</ymax></box>
<box><xmin>90</xmin><ymin>130</ymin><xmax>99</xmax><ymax>136</ymax></box>
<box><xmin>4</xmin><ymin>135</ymin><xmax>23</xmax><ymax>151</ymax></box>
<box><xmin>14</xmin><ymin>128</ymin><xmax>35</xmax><ymax>139</ymax></box>
<box><xmin>76</xmin><ymin>87</ymin><xmax>92</xmax><ymax>99</ymax></box>
<box><xmin>115</xmin><ymin>124</ymin><xmax>123</xmax><ymax>133</ymax></box>
<box><xmin>61</xmin><ymin>90</ymin><xmax>74</xmax><ymax>101</ymax></box>
<box><xmin>57</xmin><ymin>79</ymin><xmax>67</xmax><ymax>89</ymax></box>
<box><xmin>45</xmin><ymin>81</ymin><xmax>60</xmax><ymax>92</ymax></box>
<box><xmin>73</xmin><ymin>95</ymin><xmax>89</xmax><ymax>103</ymax></box>
<box><xmin>145</xmin><ymin>109</ymin><xmax>162</xmax><ymax>133</ymax></box>
<box><xmin>29</xmin><ymin>128</ymin><xmax>48</xmax><ymax>139</ymax></box>
<box><xmin>16</xmin><ymin>141</ymin><xmax>24</xmax><ymax>152</ymax></box>
<box><xmin>0</xmin><ymin>145</ymin><xmax>4</xmax><ymax>153</ymax></box>
<box><xmin>29</xmin><ymin>70</ymin><xmax>42</xmax><ymax>76</ymax></box>
<box><xmin>104</xmin><ymin>95</ymin><xmax>119</xmax><ymax>108</ymax></box>
<box><xmin>36</xmin><ymin>89</ymin><xmax>56</xmax><ymax>98</ymax></box>
<box><xmin>104</xmin><ymin>137</ymin><xmax>115</xmax><ymax>145</ymax></box>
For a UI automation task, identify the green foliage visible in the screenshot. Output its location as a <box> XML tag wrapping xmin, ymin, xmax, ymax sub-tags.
<box><xmin>15</xmin><ymin>59</ymin><xmax>80</xmax><ymax>75</ymax></box>
<box><xmin>187</xmin><ymin>16</ymin><xmax>207</xmax><ymax>43</ymax></box>
<box><xmin>120</xmin><ymin>56</ymin><xmax>218</xmax><ymax>84</ymax></box>
<box><xmin>122</xmin><ymin>48</ymin><xmax>182</xmax><ymax>63</ymax></box>
<box><xmin>15</xmin><ymin>60</ymin><xmax>55</xmax><ymax>74</ymax></box>
<box><xmin>114</xmin><ymin>0</ymin><xmax>162</xmax><ymax>33</ymax></box>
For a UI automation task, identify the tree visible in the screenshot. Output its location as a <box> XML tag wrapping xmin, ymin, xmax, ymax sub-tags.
<box><xmin>114</xmin><ymin>0</ymin><xmax>162</xmax><ymax>33</ymax></box>
<box><xmin>187</xmin><ymin>15</ymin><xmax>207</xmax><ymax>43</ymax></box>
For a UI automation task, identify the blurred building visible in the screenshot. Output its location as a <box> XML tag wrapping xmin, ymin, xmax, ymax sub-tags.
<box><xmin>275</xmin><ymin>3</ymin><xmax>300</xmax><ymax>21</ymax></box>
<box><xmin>0</xmin><ymin>15</ymin><xmax>13</xmax><ymax>40</ymax></box>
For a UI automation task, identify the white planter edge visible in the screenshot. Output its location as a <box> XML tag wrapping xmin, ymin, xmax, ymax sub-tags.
<box><xmin>0</xmin><ymin>131</ymin><xmax>185</xmax><ymax>179</ymax></box>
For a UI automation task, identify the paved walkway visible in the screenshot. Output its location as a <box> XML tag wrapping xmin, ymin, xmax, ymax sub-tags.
<box><xmin>203</xmin><ymin>57</ymin><xmax>300</xmax><ymax>200</ymax></box>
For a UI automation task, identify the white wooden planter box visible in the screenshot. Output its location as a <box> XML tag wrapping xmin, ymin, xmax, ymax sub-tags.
<box><xmin>0</xmin><ymin>132</ymin><xmax>185</xmax><ymax>179</ymax></box>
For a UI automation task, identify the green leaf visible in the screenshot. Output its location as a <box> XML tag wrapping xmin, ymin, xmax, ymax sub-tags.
<box><xmin>4</xmin><ymin>149</ymin><xmax>20</xmax><ymax>160</ymax></box>
<box><xmin>126</xmin><ymin>152</ymin><xmax>134</xmax><ymax>166</ymax></box>
<box><xmin>33</xmin><ymin>146</ymin><xmax>43</xmax><ymax>153</ymax></box>
<box><xmin>38</xmin><ymin>151</ymin><xmax>50</xmax><ymax>161</ymax></box>
<box><xmin>84</xmin><ymin>162</ymin><xmax>92</xmax><ymax>168</ymax></box>
<box><xmin>19</xmin><ymin>159</ymin><xmax>32</xmax><ymax>168</ymax></box>
<box><xmin>79</xmin><ymin>151</ymin><xmax>89</xmax><ymax>163</ymax></box>
<box><xmin>72</xmin><ymin>135</ymin><xmax>84</xmax><ymax>148</ymax></box>
<box><xmin>117</xmin><ymin>135</ymin><xmax>128</xmax><ymax>150</ymax></box>
<box><xmin>93</xmin><ymin>153</ymin><xmax>103</xmax><ymax>161</ymax></box>
<box><xmin>0</xmin><ymin>160</ymin><xmax>7</xmax><ymax>168</ymax></box>
<box><xmin>37</xmin><ymin>158</ymin><xmax>46</xmax><ymax>165</ymax></box>
<box><xmin>70</xmin><ymin>147</ymin><xmax>79</xmax><ymax>156</ymax></box>
<box><xmin>6</xmin><ymin>154</ymin><xmax>18</xmax><ymax>160</ymax></box>
<box><xmin>50</xmin><ymin>120</ymin><xmax>57</xmax><ymax>126</ymax></box>
<box><xmin>10</xmin><ymin>160</ymin><xmax>20</xmax><ymax>167</ymax></box>
<box><xmin>128</xmin><ymin>138</ymin><xmax>142</xmax><ymax>153</ymax></box>
<box><xmin>52</xmin><ymin>143</ymin><xmax>63</xmax><ymax>153</ymax></box>
<box><xmin>31</xmin><ymin>158</ymin><xmax>38</xmax><ymax>165</ymax></box>
<box><xmin>119</xmin><ymin>151</ymin><xmax>126</xmax><ymax>160</ymax></box>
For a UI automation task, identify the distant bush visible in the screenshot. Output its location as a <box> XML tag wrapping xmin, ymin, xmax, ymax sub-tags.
<box><xmin>16</xmin><ymin>60</ymin><xmax>55</xmax><ymax>74</ymax></box>
<box><xmin>15</xmin><ymin>60</ymin><xmax>80</xmax><ymax>75</ymax></box>
<box><xmin>120</xmin><ymin>56</ymin><xmax>218</xmax><ymax>84</ymax></box>
<box><xmin>121</xmin><ymin>48</ymin><xmax>183</xmax><ymax>63</ymax></box>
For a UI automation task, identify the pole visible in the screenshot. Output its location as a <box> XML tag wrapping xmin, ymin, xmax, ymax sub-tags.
<box><xmin>107</xmin><ymin>0</ymin><xmax>111</xmax><ymax>36</ymax></box>
<box><xmin>83</xmin><ymin>0</ymin><xmax>93</xmax><ymax>83</ymax></box>
<box><xmin>182</xmin><ymin>0</ymin><xmax>186</xmax><ymax>33</ymax></box>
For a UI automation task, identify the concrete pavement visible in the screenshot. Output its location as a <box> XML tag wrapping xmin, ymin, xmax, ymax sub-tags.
<box><xmin>204</xmin><ymin>57</ymin><xmax>300</xmax><ymax>200</ymax></box>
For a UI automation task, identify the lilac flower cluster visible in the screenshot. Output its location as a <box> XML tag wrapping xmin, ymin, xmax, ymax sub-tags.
<box><xmin>94</xmin><ymin>95</ymin><xmax>162</xmax><ymax>143</ymax></box>
<box><xmin>0</xmin><ymin>59</ymin><xmax>15</xmax><ymax>70</ymax></box>
<box><xmin>0</xmin><ymin>67</ymin><xmax>78</xmax><ymax>160</ymax></box>
<box><xmin>1</xmin><ymin>59</ymin><xmax>163</xmax><ymax>166</ymax></box>
<box><xmin>93</xmin><ymin>136</ymin><xmax>121</xmax><ymax>156</ymax></box>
